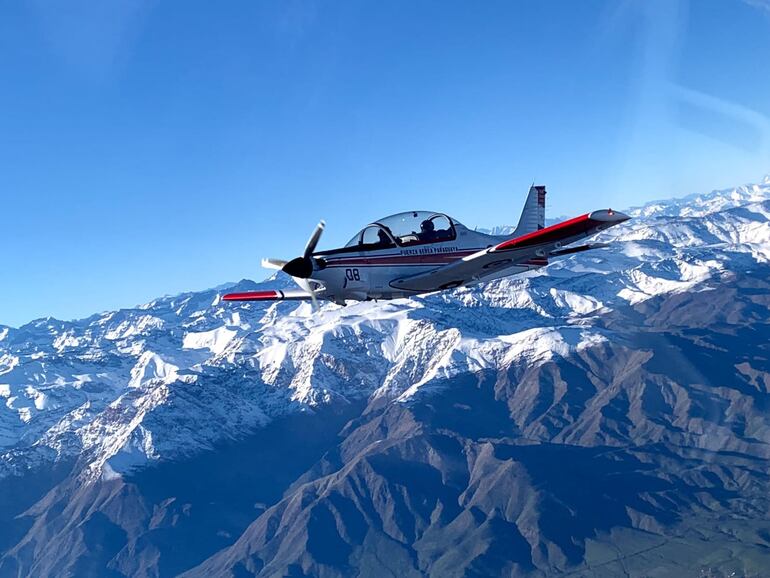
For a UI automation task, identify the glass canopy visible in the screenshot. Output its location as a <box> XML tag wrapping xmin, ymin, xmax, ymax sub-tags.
<box><xmin>345</xmin><ymin>211</ymin><xmax>457</xmax><ymax>248</ymax></box>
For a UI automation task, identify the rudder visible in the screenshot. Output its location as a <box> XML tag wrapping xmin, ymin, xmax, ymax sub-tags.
<box><xmin>514</xmin><ymin>185</ymin><xmax>546</xmax><ymax>236</ymax></box>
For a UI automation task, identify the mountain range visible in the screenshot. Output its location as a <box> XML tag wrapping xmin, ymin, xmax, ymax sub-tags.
<box><xmin>1</xmin><ymin>177</ymin><xmax>769</xmax><ymax>577</ymax></box>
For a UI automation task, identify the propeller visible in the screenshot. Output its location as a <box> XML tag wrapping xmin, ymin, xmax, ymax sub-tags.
<box><xmin>294</xmin><ymin>277</ymin><xmax>320</xmax><ymax>312</ymax></box>
<box><xmin>304</xmin><ymin>220</ymin><xmax>325</xmax><ymax>258</ymax></box>
<box><xmin>261</xmin><ymin>258</ymin><xmax>288</xmax><ymax>270</ymax></box>
<box><xmin>263</xmin><ymin>220</ymin><xmax>325</xmax><ymax>312</ymax></box>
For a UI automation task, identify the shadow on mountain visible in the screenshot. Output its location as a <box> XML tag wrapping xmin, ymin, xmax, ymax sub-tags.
<box><xmin>0</xmin><ymin>402</ymin><xmax>363</xmax><ymax>578</ymax></box>
<box><xmin>0</xmin><ymin>459</ymin><xmax>75</xmax><ymax>553</ymax></box>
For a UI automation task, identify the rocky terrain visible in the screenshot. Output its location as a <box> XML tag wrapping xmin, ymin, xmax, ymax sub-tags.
<box><xmin>1</xmin><ymin>177</ymin><xmax>769</xmax><ymax>577</ymax></box>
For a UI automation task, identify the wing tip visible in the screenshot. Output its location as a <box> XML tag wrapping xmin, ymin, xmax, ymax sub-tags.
<box><xmin>222</xmin><ymin>290</ymin><xmax>281</xmax><ymax>302</ymax></box>
<box><xmin>588</xmin><ymin>209</ymin><xmax>631</xmax><ymax>223</ymax></box>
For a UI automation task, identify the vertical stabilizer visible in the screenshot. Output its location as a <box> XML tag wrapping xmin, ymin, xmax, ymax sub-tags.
<box><xmin>514</xmin><ymin>185</ymin><xmax>546</xmax><ymax>236</ymax></box>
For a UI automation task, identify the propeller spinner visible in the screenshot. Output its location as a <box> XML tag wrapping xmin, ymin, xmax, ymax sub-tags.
<box><xmin>262</xmin><ymin>220</ymin><xmax>325</xmax><ymax>311</ymax></box>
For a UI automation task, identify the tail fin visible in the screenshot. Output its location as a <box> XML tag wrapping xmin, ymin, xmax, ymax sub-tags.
<box><xmin>514</xmin><ymin>185</ymin><xmax>546</xmax><ymax>235</ymax></box>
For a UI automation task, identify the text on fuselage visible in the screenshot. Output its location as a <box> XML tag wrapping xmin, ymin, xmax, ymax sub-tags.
<box><xmin>400</xmin><ymin>246</ymin><xmax>459</xmax><ymax>256</ymax></box>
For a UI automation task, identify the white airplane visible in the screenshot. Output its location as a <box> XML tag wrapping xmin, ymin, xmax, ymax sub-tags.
<box><xmin>223</xmin><ymin>185</ymin><xmax>630</xmax><ymax>309</ymax></box>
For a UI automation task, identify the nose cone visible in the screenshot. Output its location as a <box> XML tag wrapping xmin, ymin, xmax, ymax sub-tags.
<box><xmin>282</xmin><ymin>256</ymin><xmax>314</xmax><ymax>279</ymax></box>
<box><xmin>589</xmin><ymin>209</ymin><xmax>631</xmax><ymax>223</ymax></box>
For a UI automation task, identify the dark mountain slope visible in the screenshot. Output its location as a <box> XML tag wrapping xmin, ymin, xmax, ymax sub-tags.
<box><xmin>182</xmin><ymin>269</ymin><xmax>770</xmax><ymax>577</ymax></box>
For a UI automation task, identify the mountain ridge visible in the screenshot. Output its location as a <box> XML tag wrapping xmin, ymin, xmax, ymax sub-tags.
<box><xmin>1</xmin><ymin>177</ymin><xmax>769</xmax><ymax>576</ymax></box>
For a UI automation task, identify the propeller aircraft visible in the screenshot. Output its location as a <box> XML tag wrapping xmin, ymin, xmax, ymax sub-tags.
<box><xmin>223</xmin><ymin>185</ymin><xmax>630</xmax><ymax>309</ymax></box>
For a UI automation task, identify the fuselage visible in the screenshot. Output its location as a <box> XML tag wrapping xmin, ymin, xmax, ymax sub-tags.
<box><xmin>312</xmin><ymin>221</ymin><xmax>541</xmax><ymax>304</ymax></box>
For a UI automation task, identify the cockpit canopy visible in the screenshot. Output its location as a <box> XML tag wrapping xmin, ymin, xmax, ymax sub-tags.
<box><xmin>345</xmin><ymin>211</ymin><xmax>459</xmax><ymax>249</ymax></box>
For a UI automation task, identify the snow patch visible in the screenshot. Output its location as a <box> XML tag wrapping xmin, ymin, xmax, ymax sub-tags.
<box><xmin>105</xmin><ymin>315</ymin><xmax>165</xmax><ymax>340</ymax></box>
<box><xmin>183</xmin><ymin>326</ymin><xmax>237</xmax><ymax>355</ymax></box>
<box><xmin>549</xmin><ymin>288</ymin><xmax>603</xmax><ymax>314</ymax></box>
<box><xmin>129</xmin><ymin>352</ymin><xmax>179</xmax><ymax>387</ymax></box>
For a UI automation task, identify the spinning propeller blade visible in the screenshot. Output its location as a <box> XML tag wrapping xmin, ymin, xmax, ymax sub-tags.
<box><xmin>294</xmin><ymin>278</ymin><xmax>320</xmax><ymax>312</ymax></box>
<box><xmin>261</xmin><ymin>258</ymin><xmax>288</xmax><ymax>270</ymax></box>
<box><xmin>304</xmin><ymin>220</ymin><xmax>326</xmax><ymax>258</ymax></box>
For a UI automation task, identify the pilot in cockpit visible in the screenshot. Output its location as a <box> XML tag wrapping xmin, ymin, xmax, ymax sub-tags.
<box><xmin>419</xmin><ymin>219</ymin><xmax>437</xmax><ymax>241</ymax></box>
<box><xmin>377</xmin><ymin>229</ymin><xmax>393</xmax><ymax>247</ymax></box>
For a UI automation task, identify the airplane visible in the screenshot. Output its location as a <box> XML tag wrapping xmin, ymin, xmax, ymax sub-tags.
<box><xmin>222</xmin><ymin>185</ymin><xmax>630</xmax><ymax>309</ymax></box>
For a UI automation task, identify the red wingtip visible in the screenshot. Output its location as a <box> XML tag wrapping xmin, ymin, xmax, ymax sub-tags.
<box><xmin>222</xmin><ymin>290</ymin><xmax>280</xmax><ymax>301</ymax></box>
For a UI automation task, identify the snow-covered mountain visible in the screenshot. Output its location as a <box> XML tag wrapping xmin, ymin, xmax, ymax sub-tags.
<box><xmin>2</xmin><ymin>178</ymin><xmax>768</xmax><ymax>481</ymax></box>
<box><xmin>1</xmin><ymin>177</ymin><xmax>769</xmax><ymax>577</ymax></box>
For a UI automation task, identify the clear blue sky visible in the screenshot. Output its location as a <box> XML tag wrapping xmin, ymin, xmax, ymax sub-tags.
<box><xmin>2</xmin><ymin>0</ymin><xmax>769</xmax><ymax>327</ymax></box>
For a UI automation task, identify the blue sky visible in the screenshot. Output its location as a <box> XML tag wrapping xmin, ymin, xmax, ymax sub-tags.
<box><xmin>2</xmin><ymin>0</ymin><xmax>769</xmax><ymax>327</ymax></box>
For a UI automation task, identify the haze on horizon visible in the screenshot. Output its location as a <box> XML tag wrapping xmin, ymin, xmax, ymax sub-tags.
<box><xmin>2</xmin><ymin>0</ymin><xmax>770</xmax><ymax>327</ymax></box>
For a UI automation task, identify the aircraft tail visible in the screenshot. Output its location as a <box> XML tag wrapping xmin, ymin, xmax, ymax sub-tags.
<box><xmin>514</xmin><ymin>185</ymin><xmax>546</xmax><ymax>236</ymax></box>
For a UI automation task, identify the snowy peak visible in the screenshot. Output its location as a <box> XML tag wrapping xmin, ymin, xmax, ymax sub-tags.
<box><xmin>627</xmin><ymin>178</ymin><xmax>770</xmax><ymax>219</ymax></box>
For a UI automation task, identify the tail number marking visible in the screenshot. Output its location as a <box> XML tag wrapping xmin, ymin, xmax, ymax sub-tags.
<box><xmin>345</xmin><ymin>268</ymin><xmax>361</xmax><ymax>281</ymax></box>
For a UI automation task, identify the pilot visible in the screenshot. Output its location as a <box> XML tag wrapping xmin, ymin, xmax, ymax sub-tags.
<box><xmin>376</xmin><ymin>229</ymin><xmax>392</xmax><ymax>247</ymax></box>
<box><xmin>419</xmin><ymin>219</ymin><xmax>437</xmax><ymax>241</ymax></box>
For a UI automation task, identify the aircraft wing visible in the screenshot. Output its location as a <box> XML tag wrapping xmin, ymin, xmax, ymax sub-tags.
<box><xmin>221</xmin><ymin>289</ymin><xmax>314</xmax><ymax>302</ymax></box>
<box><xmin>391</xmin><ymin>209</ymin><xmax>630</xmax><ymax>293</ymax></box>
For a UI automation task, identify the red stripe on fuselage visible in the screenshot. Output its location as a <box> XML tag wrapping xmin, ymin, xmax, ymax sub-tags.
<box><xmin>324</xmin><ymin>249</ymin><xmax>480</xmax><ymax>268</ymax></box>
<box><xmin>321</xmin><ymin>245</ymin><xmax>552</xmax><ymax>270</ymax></box>
<box><xmin>324</xmin><ymin>257</ymin><xmax>549</xmax><ymax>268</ymax></box>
